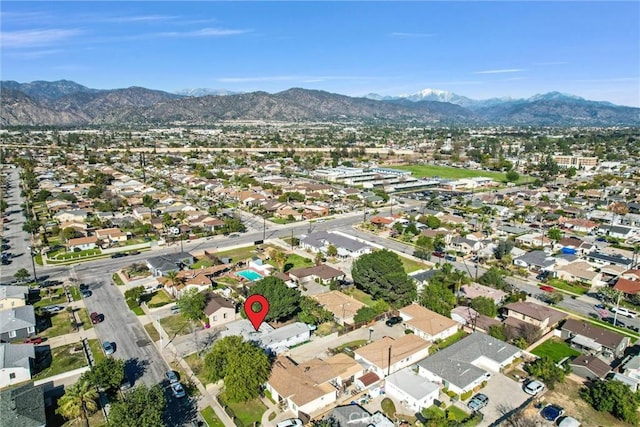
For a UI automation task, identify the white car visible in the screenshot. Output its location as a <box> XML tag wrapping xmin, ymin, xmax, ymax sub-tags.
<box><xmin>523</xmin><ymin>380</ymin><xmax>545</xmax><ymax>396</ymax></box>
<box><xmin>611</xmin><ymin>307</ymin><xmax>637</xmax><ymax>318</ymax></box>
<box><xmin>276</xmin><ymin>419</ymin><xmax>303</xmax><ymax>427</ymax></box>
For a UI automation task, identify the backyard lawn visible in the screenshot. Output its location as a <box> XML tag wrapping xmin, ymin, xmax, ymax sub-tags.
<box><xmin>144</xmin><ymin>290</ymin><xmax>173</xmax><ymax>308</ymax></box>
<box><xmin>38</xmin><ymin>312</ymin><xmax>76</xmax><ymax>338</ymax></box>
<box><xmin>266</xmin><ymin>253</ymin><xmax>313</xmax><ymax>272</ymax></box>
<box><xmin>201</xmin><ymin>406</ymin><xmax>225</xmax><ymax>427</ymax></box>
<box><xmin>214</xmin><ymin>245</ymin><xmax>259</xmax><ymax>262</ymax></box>
<box><xmin>221</xmin><ymin>395</ymin><xmax>267</xmax><ymax>427</ymax></box>
<box><xmin>341</xmin><ymin>288</ymin><xmax>376</xmax><ymax>307</ymax></box>
<box><xmin>531</xmin><ymin>338</ymin><xmax>580</xmax><ymax>362</ymax></box>
<box><xmin>34</xmin><ymin>343</ymin><xmax>88</xmax><ymax>379</ymax></box>
<box><xmin>160</xmin><ymin>314</ymin><xmax>193</xmax><ymax>337</ymax></box>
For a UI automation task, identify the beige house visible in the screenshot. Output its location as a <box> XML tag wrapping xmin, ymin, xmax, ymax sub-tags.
<box><xmin>398</xmin><ymin>304</ymin><xmax>460</xmax><ymax>342</ymax></box>
<box><xmin>354</xmin><ymin>335</ymin><xmax>430</xmax><ymax>378</ymax></box>
<box><xmin>504</xmin><ymin>302</ymin><xmax>567</xmax><ymax>333</ymax></box>
<box><xmin>554</xmin><ymin>261</ymin><xmax>605</xmax><ymax>287</ymax></box>
<box><xmin>95</xmin><ymin>227</ymin><xmax>128</xmax><ymax>243</ymax></box>
<box><xmin>0</xmin><ymin>286</ymin><xmax>29</xmax><ymax>312</ymax></box>
<box><xmin>287</xmin><ymin>265</ymin><xmax>345</xmax><ymax>286</ymax></box>
<box><xmin>203</xmin><ymin>295</ymin><xmax>236</xmax><ymax>328</ymax></box>
<box><xmin>67</xmin><ymin>235</ymin><xmax>98</xmax><ymax>251</ymax></box>
<box><xmin>312</xmin><ymin>291</ymin><xmax>366</xmax><ymax>325</ymax></box>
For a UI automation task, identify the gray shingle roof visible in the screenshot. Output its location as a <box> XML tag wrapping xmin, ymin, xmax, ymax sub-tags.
<box><xmin>417</xmin><ymin>333</ymin><xmax>521</xmax><ymax>390</ymax></box>
<box><xmin>146</xmin><ymin>252</ymin><xmax>194</xmax><ymax>273</ymax></box>
<box><xmin>0</xmin><ymin>285</ymin><xmax>29</xmax><ymax>300</ymax></box>
<box><xmin>0</xmin><ymin>383</ymin><xmax>46</xmax><ymax>427</ymax></box>
<box><xmin>0</xmin><ymin>343</ymin><xmax>35</xmax><ymax>371</ymax></box>
<box><xmin>301</xmin><ymin>231</ymin><xmax>371</xmax><ymax>253</ymax></box>
<box><xmin>0</xmin><ymin>306</ymin><xmax>36</xmax><ymax>335</ymax></box>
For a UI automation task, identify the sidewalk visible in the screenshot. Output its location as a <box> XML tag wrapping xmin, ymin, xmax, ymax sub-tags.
<box><xmin>46</xmin><ymin>327</ymin><xmax>97</xmax><ymax>349</ymax></box>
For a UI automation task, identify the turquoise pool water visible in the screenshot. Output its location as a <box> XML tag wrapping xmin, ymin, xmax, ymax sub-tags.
<box><xmin>237</xmin><ymin>269</ymin><xmax>263</xmax><ymax>281</ymax></box>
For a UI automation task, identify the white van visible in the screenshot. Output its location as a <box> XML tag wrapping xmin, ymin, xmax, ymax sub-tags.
<box><xmin>611</xmin><ymin>306</ymin><xmax>637</xmax><ymax>319</ymax></box>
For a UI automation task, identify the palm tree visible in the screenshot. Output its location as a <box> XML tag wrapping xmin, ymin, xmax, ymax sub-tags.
<box><xmin>165</xmin><ymin>271</ymin><xmax>184</xmax><ymax>290</ymax></box>
<box><xmin>271</xmin><ymin>249</ymin><xmax>288</xmax><ymax>271</ymax></box>
<box><xmin>56</xmin><ymin>377</ymin><xmax>99</xmax><ymax>427</ymax></box>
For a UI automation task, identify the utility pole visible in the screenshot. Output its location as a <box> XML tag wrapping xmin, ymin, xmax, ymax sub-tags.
<box><xmin>263</xmin><ymin>217</ymin><xmax>266</xmax><ymax>241</ymax></box>
<box><xmin>290</xmin><ymin>229</ymin><xmax>294</xmax><ymax>250</ymax></box>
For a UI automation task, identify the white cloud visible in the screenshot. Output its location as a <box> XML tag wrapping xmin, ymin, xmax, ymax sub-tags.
<box><xmin>3</xmin><ymin>49</ymin><xmax>64</xmax><ymax>59</ymax></box>
<box><xmin>105</xmin><ymin>14</ymin><xmax>179</xmax><ymax>23</ymax></box>
<box><xmin>155</xmin><ymin>27</ymin><xmax>251</xmax><ymax>37</ymax></box>
<box><xmin>474</xmin><ymin>68</ymin><xmax>525</xmax><ymax>74</ymax></box>
<box><xmin>1</xmin><ymin>28</ymin><xmax>83</xmax><ymax>48</ymax></box>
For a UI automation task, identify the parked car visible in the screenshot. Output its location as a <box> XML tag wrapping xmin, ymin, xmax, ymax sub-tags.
<box><xmin>171</xmin><ymin>306</ymin><xmax>181</xmax><ymax>314</ymax></box>
<box><xmin>536</xmin><ymin>271</ymin><xmax>550</xmax><ymax>281</ymax></box>
<box><xmin>120</xmin><ymin>377</ymin><xmax>133</xmax><ymax>391</ymax></box>
<box><xmin>111</xmin><ymin>253</ymin><xmax>127</xmax><ymax>259</ymax></box>
<box><xmin>171</xmin><ymin>382</ymin><xmax>186</xmax><ymax>398</ymax></box>
<box><xmin>79</xmin><ymin>283</ymin><xmax>89</xmax><ymax>291</ymax></box>
<box><xmin>467</xmin><ymin>393</ymin><xmax>489</xmax><ymax>412</ymax></box>
<box><xmin>523</xmin><ymin>380</ymin><xmax>545</xmax><ymax>396</ymax></box>
<box><xmin>165</xmin><ymin>370</ymin><xmax>179</xmax><ymax>384</ymax></box>
<box><xmin>540</xmin><ymin>285</ymin><xmax>555</xmax><ymax>292</ymax></box>
<box><xmin>129</xmin><ymin>251</ymin><xmax>140</xmax><ymax>255</ymax></box>
<box><xmin>23</xmin><ymin>337</ymin><xmax>43</xmax><ymax>344</ymax></box>
<box><xmin>81</xmin><ymin>289</ymin><xmax>92</xmax><ymax>298</ymax></box>
<box><xmin>540</xmin><ymin>404</ymin><xmax>564</xmax><ymax>421</ymax></box>
<box><xmin>102</xmin><ymin>341</ymin><xmax>115</xmax><ymax>355</ymax></box>
<box><xmin>90</xmin><ymin>312</ymin><xmax>104</xmax><ymax>324</ymax></box>
<box><xmin>611</xmin><ymin>306</ymin><xmax>637</xmax><ymax>319</ymax></box>
<box><xmin>385</xmin><ymin>316</ymin><xmax>403</xmax><ymax>327</ymax></box>
<box><xmin>444</xmin><ymin>255</ymin><xmax>456</xmax><ymax>262</ymax></box>
<box><xmin>41</xmin><ymin>305</ymin><xmax>65</xmax><ymax>314</ymax></box>
<box><xmin>432</xmin><ymin>251</ymin><xmax>445</xmax><ymax>258</ymax></box>
<box><xmin>604</xmin><ymin>317</ymin><xmax>626</xmax><ymax>328</ymax></box>
<box><xmin>276</xmin><ymin>419</ymin><xmax>303</xmax><ymax>427</ymax></box>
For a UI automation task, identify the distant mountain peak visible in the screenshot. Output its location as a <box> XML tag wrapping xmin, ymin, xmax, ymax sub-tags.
<box><xmin>174</xmin><ymin>88</ymin><xmax>242</xmax><ymax>97</ymax></box>
<box><xmin>528</xmin><ymin>91</ymin><xmax>585</xmax><ymax>102</ymax></box>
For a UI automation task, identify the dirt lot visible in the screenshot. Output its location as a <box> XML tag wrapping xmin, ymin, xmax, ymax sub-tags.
<box><xmin>523</xmin><ymin>377</ymin><xmax>633</xmax><ymax>427</ymax></box>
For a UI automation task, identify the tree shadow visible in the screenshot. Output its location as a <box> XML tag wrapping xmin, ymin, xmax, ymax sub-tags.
<box><xmin>162</xmin><ymin>388</ymin><xmax>198</xmax><ymax>427</ymax></box>
<box><xmin>124</xmin><ymin>357</ymin><xmax>149</xmax><ymax>383</ymax></box>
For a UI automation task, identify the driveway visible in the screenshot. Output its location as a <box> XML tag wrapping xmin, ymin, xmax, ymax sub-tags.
<box><xmin>475</xmin><ymin>371</ymin><xmax>530</xmax><ymax>426</ymax></box>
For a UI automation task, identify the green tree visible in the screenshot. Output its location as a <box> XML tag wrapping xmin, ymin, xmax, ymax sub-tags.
<box><xmin>177</xmin><ymin>288</ymin><xmax>207</xmax><ymax>322</ymax></box>
<box><xmin>22</xmin><ymin>219</ymin><xmax>40</xmax><ymax>234</ymax></box>
<box><xmin>204</xmin><ymin>336</ymin><xmax>272</xmax><ymax>403</ymax></box>
<box><xmin>248</xmin><ymin>276</ymin><xmax>301</xmax><ymax>322</ymax></box>
<box><xmin>61</xmin><ymin>227</ymin><xmax>78</xmax><ymax>242</ymax></box>
<box><xmin>87</xmin><ymin>358</ymin><xmax>125</xmax><ymax>391</ymax></box>
<box><xmin>56</xmin><ymin>377</ymin><xmax>99</xmax><ymax>427</ymax></box>
<box><xmin>86</xmin><ymin>185</ymin><xmax>105</xmax><ymax>199</ymax></box>
<box><xmin>488</xmin><ymin>324</ymin><xmax>507</xmax><ymax>341</ymax></box>
<box><xmin>34</xmin><ymin>189</ymin><xmax>52</xmax><ymax>202</ymax></box>
<box><xmin>106</xmin><ymin>384</ymin><xmax>166</xmax><ymax>427</ymax></box>
<box><xmin>297</xmin><ymin>296</ymin><xmax>334</xmax><ymax>325</ymax></box>
<box><xmin>470</xmin><ymin>296</ymin><xmax>498</xmax><ymax>317</ymax></box>
<box><xmin>414</xmin><ymin>235</ymin><xmax>434</xmax><ymax>261</ymax></box>
<box><xmin>478</xmin><ymin>267</ymin><xmax>509</xmax><ymax>291</ymax></box>
<box><xmin>326</xmin><ymin>244</ymin><xmax>338</xmax><ymax>257</ymax></box>
<box><xmin>425</xmin><ymin>215</ymin><xmax>442</xmax><ymax>229</ymax></box>
<box><xmin>564</xmin><ymin>166</ymin><xmax>577</xmax><ymax>178</ymax></box>
<box><xmin>124</xmin><ymin>286</ymin><xmax>145</xmax><ymax>304</ymax></box>
<box><xmin>493</xmin><ymin>240</ymin><xmax>514</xmax><ymax>260</ymax></box>
<box><xmin>419</xmin><ymin>281</ymin><xmax>456</xmax><ymax>316</ymax></box>
<box><xmin>580</xmin><ymin>379</ymin><xmax>640</xmax><ymax>425</ymax></box>
<box><xmin>405</xmin><ymin>222</ymin><xmax>418</xmax><ymax>236</ymax></box>
<box><xmin>142</xmin><ymin>194</ymin><xmax>158</xmax><ymax>208</ymax></box>
<box><xmin>14</xmin><ymin>268</ymin><xmax>30</xmax><ymax>281</ymax></box>
<box><xmin>526</xmin><ymin>356</ymin><xmax>568</xmax><ymax>390</ymax></box>
<box><xmin>0</xmin><ymin>199</ymin><xmax>7</xmax><ymax>213</ymax></box>
<box><xmin>505</xmin><ymin>170</ymin><xmax>520</xmax><ymax>183</ymax></box>
<box><xmin>353</xmin><ymin>306</ymin><xmax>378</xmax><ymax>323</ymax></box>
<box><xmin>351</xmin><ymin>250</ymin><xmax>416</xmax><ymax>308</ymax></box>
<box><xmin>270</xmin><ymin>249</ymin><xmax>287</xmax><ymax>271</ymax></box>
<box><xmin>547</xmin><ymin>227</ymin><xmax>563</xmax><ymax>241</ymax></box>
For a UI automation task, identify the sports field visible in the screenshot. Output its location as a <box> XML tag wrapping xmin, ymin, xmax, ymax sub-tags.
<box><xmin>387</xmin><ymin>164</ymin><xmax>529</xmax><ymax>183</ymax></box>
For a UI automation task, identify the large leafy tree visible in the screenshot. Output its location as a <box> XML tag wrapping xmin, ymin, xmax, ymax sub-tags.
<box><xmin>470</xmin><ymin>296</ymin><xmax>498</xmax><ymax>317</ymax></box>
<box><xmin>580</xmin><ymin>379</ymin><xmax>640</xmax><ymax>425</ymax></box>
<box><xmin>419</xmin><ymin>281</ymin><xmax>456</xmax><ymax>316</ymax></box>
<box><xmin>177</xmin><ymin>288</ymin><xmax>207</xmax><ymax>322</ymax></box>
<box><xmin>56</xmin><ymin>376</ymin><xmax>99</xmax><ymax>427</ymax></box>
<box><xmin>107</xmin><ymin>384</ymin><xmax>166</xmax><ymax>427</ymax></box>
<box><xmin>479</xmin><ymin>267</ymin><xmax>509</xmax><ymax>291</ymax></box>
<box><xmin>493</xmin><ymin>240</ymin><xmax>514</xmax><ymax>260</ymax></box>
<box><xmin>87</xmin><ymin>358</ymin><xmax>125</xmax><ymax>391</ymax></box>
<box><xmin>351</xmin><ymin>250</ymin><xmax>416</xmax><ymax>308</ymax></box>
<box><xmin>525</xmin><ymin>356</ymin><xmax>569</xmax><ymax>390</ymax></box>
<box><xmin>297</xmin><ymin>296</ymin><xmax>334</xmax><ymax>325</ymax></box>
<box><xmin>248</xmin><ymin>276</ymin><xmax>301</xmax><ymax>322</ymax></box>
<box><xmin>204</xmin><ymin>336</ymin><xmax>272</xmax><ymax>402</ymax></box>
<box><xmin>414</xmin><ymin>235</ymin><xmax>434</xmax><ymax>261</ymax></box>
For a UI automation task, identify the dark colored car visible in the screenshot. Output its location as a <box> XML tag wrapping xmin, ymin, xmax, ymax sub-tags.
<box><xmin>432</xmin><ymin>251</ymin><xmax>445</xmax><ymax>258</ymax></box>
<box><xmin>536</xmin><ymin>271</ymin><xmax>550</xmax><ymax>281</ymax></box>
<box><xmin>604</xmin><ymin>317</ymin><xmax>626</xmax><ymax>328</ymax></box>
<box><xmin>90</xmin><ymin>312</ymin><xmax>104</xmax><ymax>324</ymax></box>
<box><xmin>385</xmin><ymin>316</ymin><xmax>403</xmax><ymax>327</ymax></box>
<box><xmin>111</xmin><ymin>253</ymin><xmax>126</xmax><ymax>259</ymax></box>
<box><xmin>79</xmin><ymin>283</ymin><xmax>89</xmax><ymax>291</ymax></box>
<box><xmin>24</xmin><ymin>337</ymin><xmax>43</xmax><ymax>344</ymax></box>
<box><xmin>81</xmin><ymin>289</ymin><xmax>92</xmax><ymax>298</ymax></box>
<box><xmin>540</xmin><ymin>404</ymin><xmax>564</xmax><ymax>421</ymax></box>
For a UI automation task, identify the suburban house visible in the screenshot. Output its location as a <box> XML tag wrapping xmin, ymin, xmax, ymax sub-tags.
<box><xmin>385</xmin><ymin>367</ymin><xmax>439</xmax><ymax>413</ymax></box>
<box><xmin>66</xmin><ymin>235</ymin><xmax>98</xmax><ymax>252</ymax></box>
<box><xmin>203</xmin><ymin>294</ymin><xmax>236</xmax><ymax>329</ymax></box>
<box><xmin>554</xmin><ymin>261</ymin><xmax>605</xmax><ymax>287</ymax></box>
<box><xmin>95</xmin><ymin>227</ymin><xmax>129</xmax><ymax>243</ymax></box>
<box><xmin>398</xmin><ymin>304</ymin><xmax>460</xmax><ymax>342</ymax></box>
<box><xmin>322</xmin><ymin>404</ymin><xmax>394</xmax><ymax>427</ymax></box>
<box><xmin>162</xmin><ymin>264</ymin><xmax>231</xmax><ymax>297</ymax></box>
<box><xmin>300</xmin><ymin>231</ymin><xmax>373</xmax><ymax>258</ymax></box>
<box><xmin>560</xmin><ymin>318</ymin><xmax>629</xmax><ymax>358</ymax></box>
<box><xmin>568</xmin><ymin>354</ymin><xmax>611</xmax><ymax>380</ymax></box>
<box><xmin>0</xmin><ymin>306</ymin><xmax>36</xmax><ymax>342</ymax></box>
<box><xmin>287</xmin><ymin>264</ymin><xmax>346</xmax><ymax>286</ymax></box>
<box><xmin>504</xmin><ymin>301</ymin><xmax>567</xmax><ymax>334</ymax></box>
<box><xmin>53</xmin><ymin>209</ymin><xmax>88</xmax><ymax>223</ymax></box>
<box><xmin>614</xmin><ymin>278</ymin><xmax>640</xmax><ymax>296</ymax></box>
<box><xmin>409</xmin><ymin>270</ymin><xmax>438</xmax><ymax>294</ymax></box>
<box><xmin>146</xmin><ymin>252</ymin><xmax>195</xmax><ymax>277</ymax></box>
<box><xmin>417</xmin><ymin>333</ymin><xmax>521</xmax><ymax>395</ymax></box>
<box><xmin>0</xmin><ymin>383</ymin><xmax>46</xmax><ymax>427</ymax></box>
<box><xmin>587</xmin><ymin>251</ymin><xmax>635</xmax><ymax>270</ymax></box>
<box><xmin>449</xmin><ymin>236</ymin><xmax>484</xmax><ymax>255</ymax></box>
<box><xmin>258</xmin><ymin>323</ymin><xmax>313</xmax><ymax>354</ymax></box>
<box><xmin>312</xmin><ymin>291</ymin><xmax>366</xmax><ymax>325</ymax></box>
<box><xmin>599</xmin><ymin>225</ymin><xmax>636</xmax><ymax>240</ymax></box>
<box><xmin>450</xmin><ymin>306</ymin><xmax>501</xmax><ymax>333</ymax></box>
<box><xmin>458</xmin><ymin>283</ymin><xmax>507</xmax><ymax>305</ymax></box>
<box><xmin>0</xmin><ymin>286</ymin><xmax>29</xmax><ymax>312</ymax></box>
<box><xmin>353</xmin><ymin>335</ymin><xmax>430</xmax><ymax>378</ymax></box>
<box><xmin>132</xmin><ymin>206</ymin><xmax>152</xmax><ymax>220</ymax></box>
<box><xmin>0</xmin><ymin>343</ymin><xmax>35</xmax><ymax>388</ymax></box>
<box><xmin>514</xmin><ymin>233</ymin><xmax>549</xmax><ymax>248</ymax></box>
<box><xmin>265</xmin><ymin>354</ymin><xmax>363</xmax><ymax>421</ymax></box>
<box><xmin>513</xmin><ymin>250</ymin><xmax>556</xmax><ymax>271</ymax></box>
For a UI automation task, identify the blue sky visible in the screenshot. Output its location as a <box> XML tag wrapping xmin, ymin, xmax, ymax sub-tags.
<box><xmin>2</xmin><ymin>1</ymin><xmax>639</xmax><ymax>106</ymax></box>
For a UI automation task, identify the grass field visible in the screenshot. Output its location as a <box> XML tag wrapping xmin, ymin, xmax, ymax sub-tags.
<box><xmin>33</xmin><ymin>288</ymin><xmax>67</xmax><ymax>308</ymax></box>
<box><xmin>341</xmin><ymin>288</ymin><xmax>376</xmax><ymax>307</ymax></box>
<box><xmin>201</xmin><ymin>406</ymin><xmax>225</xmax><ymax>427</ymax></box>
<box><xmin>531</xmin><ymin>338</ymin><xmax>580</xmax><ymax>362</ymax></box>
<box><xmin>221</xmin><ymin>395</ymin><xmax>267</xmax><ymax>427</ymax></box>
<box><xmin>547</xmin><ymin>278</ymin><xmax>590</xmax><ymax>295</ymax></box>
<box><xmin>34</xmin><ymin>343</ymin><xmax>87</xmax><ymax>379</ymax></box>
<box><xmin>388</xmin><ymin>164</ymin><xmax>529</xmax><ymax>183</ymax></box>
<box><xmin>399</xmin><ymin>255</ymin><xmax>431</xmax><ymax>273</ymax></box>
<box><xmin>266</xmin><ymin>253</ymin><xmax>313</xmax><ymax>272</ymax></box>
<box><xmin>145</xmin><ymin>290</ymin><xmax>173</xmax><ymax>308</ymax></box>
<box><xmin>77</xmin><ymin>308</ymin><xmax>92</xmax><ymax>330</ymax></box>
<box><xmin>38</xmin><ymin>312</ymin><xmax>76</xmax><ymax>338</ymax></box>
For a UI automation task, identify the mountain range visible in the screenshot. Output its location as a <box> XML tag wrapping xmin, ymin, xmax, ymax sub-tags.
<box><xmin>1</xmin><ymin>80</ymin><xmax>638</xmax><ymax>127</ymax></box>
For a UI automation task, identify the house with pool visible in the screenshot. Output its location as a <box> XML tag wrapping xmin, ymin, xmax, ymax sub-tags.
<box><xmin>234</xmin><ymin>258</ymin><xmax>274</xmax><ymax>282</ymax></box>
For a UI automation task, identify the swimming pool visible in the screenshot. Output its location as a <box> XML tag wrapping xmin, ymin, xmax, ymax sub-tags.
<box><xmin>236</xmin><ymin>269</ymin><xmax>264</xmax><ymax>282</ymax></box>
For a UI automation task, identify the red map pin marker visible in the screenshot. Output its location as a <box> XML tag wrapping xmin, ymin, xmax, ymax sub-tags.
<box><xmin>244</xmin><ymin>294</ymin><xmax>269</xmax><ymax>331</ymax></box>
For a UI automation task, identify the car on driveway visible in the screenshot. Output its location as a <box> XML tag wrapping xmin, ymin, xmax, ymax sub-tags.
<box><xmin>467</xmin><ymin>393</ymin><xmax>489</xmax><ymax>412</ymax></box>
<box><xmin>540</xmin><ymin>404</ymin><xmax>564</xmax><ymax>421</ymax></box>
<box><xmin>23</xmin><ymin>337</ymin><xmax>43</xmax><ymax>344</ymax></box>
<box><xmin>165</xmin><ymin>370</ymin><xmax>179</xmax><ymax>384</ymax></box>
<box><xmin>276</xmin><ymin>419</ymin><xmax>303</xmax><ymax>427</ymax></box>
<box><xmin>102</xmin><ymin>341</ymin><xmax>115</xmax><ymax>355</ymax></box>
<box><xmin>385</xmin><ymin>316</ymin><xmax>403</xmax><ymax>327</ymax></box>
<box><xmin>171</xmin><ymin>382</ymin><xmax>186</xmax><ymax>398</ymax></box>
<box><xmin>41</xmin><ymin>305</ymin><xmax>65</xmax><ymax>314</ymax></box>
<box><xmin>523</xmin><ymin>380</ymin><xmax>545</xmax><ymax>396</ymax></box>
